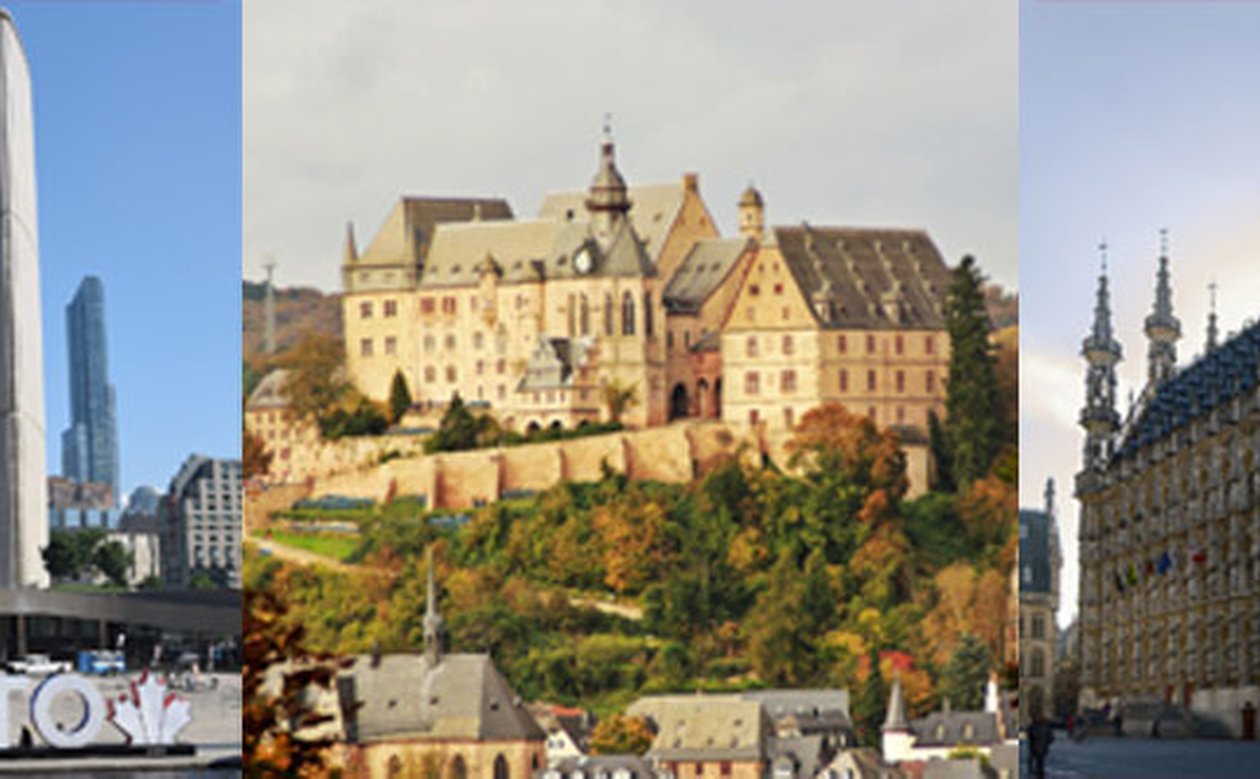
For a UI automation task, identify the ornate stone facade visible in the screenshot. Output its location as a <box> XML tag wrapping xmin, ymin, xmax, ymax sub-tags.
<box><xmin>1076</xmin><ymin>238</ymin><xmax>1260</xmax><ymax>737</ymax></box>
<box><xmin>1019</xmin><ymin>480</ymin><xmax>1061</xmax><ymax>726</ymax></box>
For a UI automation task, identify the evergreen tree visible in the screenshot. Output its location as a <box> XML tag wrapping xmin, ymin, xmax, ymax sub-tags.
<box><xmin>943</xmin><ymin>256</ymin><xmax>1003</xmax><ymax>486</ymax></box>
<box><xmin>940</xmin><ymin>632</ymin><xmax>993</xmax><ymax>711</ymax></box>
<box><xmin>853</xmin><ymin>649</ymin><xmax>887</xmax><ymax>747</ymax></box>
<box><xmin>425</xmin><ymin>393</ymin><xmax>481</xmax><ymax>452</ymax></box>
<box><xmin>927</xmin><ymin>410</ymin><xmax>955</xmax><ymax>492</ymax></box>
<box><xmin>746</xmin><ymin>549</ymin><xmax>813</xmax><ymax>685</ymax></box>
<box><xmin>389</xmin><ymin>369</ymin><xmax>413</xmax><ymax>424</ymax></box>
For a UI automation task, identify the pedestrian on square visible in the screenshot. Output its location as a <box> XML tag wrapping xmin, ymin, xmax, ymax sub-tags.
<box><xmin>1028</xmin><ymin>715</ymin><xmax>1055</xmax><ymax>778</ymax></box>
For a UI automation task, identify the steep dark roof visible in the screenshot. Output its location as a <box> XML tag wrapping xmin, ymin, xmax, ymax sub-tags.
<box><xmin>1116</xmin><ymin>319</ymin><xmax>1260</xmax><ymax>458</ymax></box>
<box><xmin>663</xmin><ymin>238</ymin><xmax>750</xmax><ymax>313</ymax></box>
<box><xmin>772</xmin><ymin>225</ymin><xmax>952</xmax><ymax>330</ymax></box>
<box><xmin>1019</xmin><ymin>510</ymin><xmax>1052</xmax><ymax>595</ymax></box>
<box><xmin>337</xmin><ymin>653</ymin><xmax>545</xmax><ymax>743</ymax></box>
<box><xmin>358</xmin><ymin>197</ymin><xmax>514</xmax><ymax>269</ymax></box>
<box><xmin>909</xmin><ymin>711</ymin><xmax>1000</xmax><ymax>747</ymax></box>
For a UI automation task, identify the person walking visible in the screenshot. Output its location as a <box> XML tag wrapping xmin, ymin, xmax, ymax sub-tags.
<box><xmin>1028</xmin><ymin>715</ymin><xmax>1055</xmax><ymax>778</ymax></box>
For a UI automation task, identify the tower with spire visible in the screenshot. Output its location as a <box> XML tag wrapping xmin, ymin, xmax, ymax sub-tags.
<box><xmin>585</xmin><ymin>116</ymin><xmax>632</xmax><ymax>241</ymax></box>
<box><xmin>1206</xmin><ymin>278</ymin><xmax>1219</xmax><ymax>352</ymax></box>
<box><xmin>880</xmin><ymin>674</ymin><xmax>914</xmax><ymax>764</ymax></box>
<box><xmin>423</xmin><ymin>546</ymin><xmax>445</xmax><ymax>666</ymax></box>
<box><xmin>1079</xmin><ymin>242</ymin><xmax>1122</xmax><ymax>472</ymax></box>
<box><xmin>1143</xmin><ymin>229</ymin><xmax>1181</xmax><ymax>386</ymax></box>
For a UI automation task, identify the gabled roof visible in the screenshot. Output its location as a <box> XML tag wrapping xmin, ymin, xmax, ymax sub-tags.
<box><xmin>664</xmin><ymin>238</ymin><xmax>750</xmax><ymax>313</ymax></box>
<box><xmin>539</xmin><ymin>182</ymin><xmax>688</xmax><ymax>264</ymax></box>
<box><xmin>909</xmin><ymin>710</ymin><xmax>1001</xmax><ymax>747</ymax></box>
<box><xmin>357</xmin><ymin>197</ymin><xmax>514</xmax><ymax>269</ymax></box>
<box><xmin>1115</xmin><ymin>318</ymin><xmax>1260</xmax><ymax>459</ymax></box>
<box><xmin>627</xmin><ymin>695</ymin><xmax>769</xmax><ymax>761</ymax></box>
<box><xmin>518</xmin><ymin>337</ymin><xmax>593</xmax><ymax>391</ymax></box>
<box><xmin>338</xmin><ymin>652</ymin><xmax>545</xmax><ymax>743</ymax></box>
<box><xmin>771</xmin><ymin>225</ymin><xmax>952</xmax><ymax>330</ymax></box>
<box><xmin>246</xmin><ymin>369</ymin><xmax>290</xmax><ymax>410</ymax></box>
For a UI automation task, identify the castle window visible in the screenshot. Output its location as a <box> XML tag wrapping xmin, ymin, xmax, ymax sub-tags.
<box><xmin>781</xmin><ymin>370</ymin><xmax>797</xmax><ymax>393</ymax></box>
<box><xmin>838</xmin><ymin>334</ymin><xmax>848</xmax><ymax>354</ymax></box>
<box><xmin>497</xmin><ymin>385</ymin><xmax>506</xmax><ymax>400</ymax></box>
<box><xmin>474</xmin><ymin>332</ymin><xmax>484</xmax><ymax>350</ymax></box>
<box><xmin>622</xmin><ymin>292</ymin><xmax>636</xmax><ymax>335</ymax></box>
<box><xmin>746</xmin><ymin>307</ymin><xmax>756</xmax><ymax>321</ymax></box>
<box><xmin>424</xmin><ymin>335</ymin><xmax>435</xmax><ymax>352</ymax></box>
<box><xmin>497</xmin><ymin>360</ymin><xmax>506</xmax><ymax>374</ymax></box>
<box><xmin>446</xmin><ymin>366</ymin><xmax>457</xmax><ymax>383</ymax></box>
<box><xmin>773</xmin><ymin>283</ymin><xmax>783</xmax><ymax>295</ymax></box>
<box><xmin>750</xmin><ymin>284</ymin><xmax>761</xmax><ymax>296</ymax></box>
<box><xmin>384</xmin><ymin>300</ymin><xmax>397</xmax><ymax>318</ymax></box>
<box><xmin>867</xmin><ymin>334</ymin><xmax>877</xmax><ymax>354</ymax></box>
<box><xmin>445</xmin><ymin>334</ymin><xmax>457</xmax><ymax>350</ymax></box>
<box><xmin>783</xmin><ymin>408</ymin><xmax>794</xmax><ymax>428</ymax></box>
<box><xmin>421</xmin><ymin>297</ymin><xmax>436</xmax><ymax>314</ymax></box>
<box><xmin>360</xmin><ymin>338</ymin><xmax>373</xmax><ymax>357</ymax></box>
<box><xmin>384</xmin><ymin>337</ymin><xmax>397</xmax><ymax>356</ymax></box>
<box><xmin>867</xmin><ymin>370</ymin><xmax>876</xmax><ymax>391</ymax></box>
<box><xmin>926</xmin><ymin>370</ymin><xmax>936</xmax><ymax>393</ymax></box>
<box><xmin>360</xmin><ymin>301</ymin><xmax>373</xmax><ymax>319</ymax></box>
<box><xmin>667</xmin><ymin>331</ymin><xmax>674</xmax><ymax>351</ymax></box>
<box><xmin>745</xmin><ymin>372</ymin><xmax>760</xmax><ymax>395</ymax></box>
<box><xmin>442</xmin><ymin>296</ymin><xmax>457</xmax><ymax>314</ymax></box>
<box><xmin>840</xmin><ymin>369</ymin><xmax>849</xmax><ymax>393</ymax></box>
<box><xmin>425</xmin><ymin>366</ymin><xmax>436</xmax><ymax>383</ymax></box>
<box><xmin>644</xmin><ymin>293</ymin><xmax>654</xmax><ymax>336</ymax></box>
<box><xmin>605</xmin><ymin>294</ymin><xmax>615</xmax><ymax>336</ymax></box>
<box><xmin>476</xmin><ymin>360</ymin><xmax>485</xmax><ymax>375</ymax></box>
<box><xmin>895</xmin><ymin>334</ymin><xmax>904</xmax><ymax>355</ymax></box>
<box><xmin>896</xmin><ymin>406</ymin><xmax>906</xmax><ymax>423</ymax></box>
<box><xmin>747</xmin><ymin>336</ymin><xmax>759</xmax><ymax>358</ymax></box>
<box><xmin>925</xmin><ymin>335</ymin><xmax>935</xmax><ymax>355</ymax></box>
<box><xmin>580</xmin><ymin>295</ymin><xmax>591</xmax><ymax>336</ymax></box>
<box><xmin>494</xmin><ymin>755</ymin><xmax>510</xmax><ymax>779</ymax></box>
<box><xmin>782</xmin><ymin>335</ymin><xmax>794</xmax><ymax>355</ymax></box>
<box><xmin>782</xmin><ymin>307</ymin><xmax>790</xmax><ymax>321</ymax></box>
<box><xmin>895</xmin><ymin>370</ymin><xmax>905</xmax><ymax>393</ymax></box>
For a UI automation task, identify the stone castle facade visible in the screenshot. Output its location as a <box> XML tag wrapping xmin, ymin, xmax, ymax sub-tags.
<box><xmin>338</xmin><ymin>130</ymin><xmax>952</xmax><ymax>442</ymax></box>
<box><xmin>1076</xmin><ymin>236</ymin><xmax>1260</xmax><ymax>737</ymax></box>
<box><xmin>1019</xmin><ymin>479</ymin><xmax>1062</xmax><ymax>726</ymax></box>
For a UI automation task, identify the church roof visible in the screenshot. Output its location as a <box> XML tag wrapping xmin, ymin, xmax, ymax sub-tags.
<box><xmin>771</xmin><ymin>225</ymin><xmax>952</xmax><ymax>330</ymax></box>
<box><xmin>664</xmin><ymin>238</ymin><xmax>750</xmax><ymax>313</ymax></box>
<box><xmin>338</xmin><ymin>652</ymin><xmax>545</xmax><ymax>743</ymax></box>
<box><xmin>1116</xmin><ymin>318</ymin><xmax>1260</xmax><ymax>459</ymax></box>
<box><xmin>357</xmin><ymin>196</ymin><xmax>514</xmax><ymax>269</ymax></box>
<box><xmin>909</xmin><ymin>710</ymin><xmax>1001</xmax><ymax>747</ymax></box>
<box><xmin>538</xmin><ymin>181</ymin><xmax>688</xmax><ymax>264</ymax></box>
<box><xmin>1019</xmin><ymin>510</ymin><xmax>1053</xmax><ymax>595</ymax></box>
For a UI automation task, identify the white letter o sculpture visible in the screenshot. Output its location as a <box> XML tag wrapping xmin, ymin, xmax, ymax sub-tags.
<box><xmin>30</xmin><ymin>674</ymin><xmax>106</xmax><ymax>749</ymax></box>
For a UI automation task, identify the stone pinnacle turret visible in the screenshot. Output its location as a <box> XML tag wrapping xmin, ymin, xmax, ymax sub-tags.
<box><xmin>1079</xmin><ymin>241</ymin><xmax>1122</xmax><ymax>471</ymax></box>
<box><xmin>1144</xmin><ymin>229</ymin><xmax>1181</xmax><ymax>386</ymax></box>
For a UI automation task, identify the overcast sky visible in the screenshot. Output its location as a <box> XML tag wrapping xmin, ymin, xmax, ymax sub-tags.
<box><xmin>1020</xmin><ymin>0</ymin><xmax>1260</xmax><ymax>628</ymax></box>
<box><xmin>243</xmin><ymin>0</ymin><xmax>1016</xmax><ymax>293</ymax></box>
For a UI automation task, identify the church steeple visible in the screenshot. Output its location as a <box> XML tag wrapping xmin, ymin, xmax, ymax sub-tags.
<box><xmin>585</xmin><ymin>116</ymin><xmax>632</xmax><ymax>237</ymax></box>
<box><xmin>423</xmin><ymin>545</ymin><xmax>445</xmax><ymax>666</ymax></box>
<box><xmin>343</xmin><ymin>221</ymin><xmax>358</xmax><ymax>265</ymax></box>
<box><xmin>883</xmin><ymin>673</ymin><xmax>908</xmax><ymax>732</ymax></box>
<box><xmin>1080</xmin><ymin>241</ymin><xmax>1122</xmax><ymax>471</ymax></box>
<box><xmin>1144</xmin><ymin>229</ymin><xmax>1181</xmax><ymax>385</ymax></box>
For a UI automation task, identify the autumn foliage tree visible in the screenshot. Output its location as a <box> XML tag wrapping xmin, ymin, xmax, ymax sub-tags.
<box><xmin>590</xmin><ymin>714</ymin><xmax>654</xmax><ymax>755</ymax></box>
<box><xmin>279</xmin><ymin>333</ymin><xmax>349</xmax><ymax>423</ymax></box>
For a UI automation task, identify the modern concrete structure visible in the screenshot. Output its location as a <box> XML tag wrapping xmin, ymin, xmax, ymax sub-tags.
<box><xmin>61</xmin><ymin>276</ymin><xmax>120</xmax><ymax>519</ymax></box>
<box><xmin>0</xmin><ymin>10</ymin><xmax>48</xmax><ymax>589</ymax></box>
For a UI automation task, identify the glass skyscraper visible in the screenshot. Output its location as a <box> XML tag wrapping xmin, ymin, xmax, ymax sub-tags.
<box><xmin>61</xmin><ymin>276</ymin><xmax>120</xmax><ymax>513</ymax></box>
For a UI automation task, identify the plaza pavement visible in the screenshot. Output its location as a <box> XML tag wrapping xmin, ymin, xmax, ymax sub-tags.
<box><xmin>1020</xmin><ymin>730</ymin><xmax>1260</xmax><ymax>778</ymax></box>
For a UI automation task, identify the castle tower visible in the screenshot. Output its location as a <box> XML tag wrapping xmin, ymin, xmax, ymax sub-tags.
<box><xmin>1143</xmin><ymin>229</ymin><xmax>1180</xmax><ymax>386</ymax></box>
<box><xmin>585</xmin><ymin>118</ymin><xmax>632</xmax><ymax>241</ymax></box>
<box><xmin>738</xmin><ymin>184</ymin><xmax>764</xmax><ymax>242</ymax></box>
<box><xmin>0</xmin><ymin>12</ymin><xmax>49</xmax><ymax>588</ymax></box>
<box><xmin>423</xmin><ymin>546</ymin><xmax>445</xmax><ymax>666</ymax></box>
<box><xmin>1079</xmin><ymin>243</ymin><xmax>1122</xmax><ymax>472</ymax></box>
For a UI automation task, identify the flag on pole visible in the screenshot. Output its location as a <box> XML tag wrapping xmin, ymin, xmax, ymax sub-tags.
<box><xmin>1157</xmin><ymin>550</ymin><xmax>1172</xmax><ymax>574</ymax></box>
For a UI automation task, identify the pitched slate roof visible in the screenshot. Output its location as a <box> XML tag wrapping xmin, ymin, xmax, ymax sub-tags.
<box><xmin>337</xmin><ymin>652</ymin><xmax>545</xmax><ymax>743</ymax></box>
<box><xmin>518</xmin><ymin>337</ymin><xmax>594</xmax><ymax>391</ymax></box>
<box><xmin>663</xmin><ymin>238</ymin><xmax>750</xmax><ymax>313</ymax></box>
<box><xmin>771</xmin><ymin>225</ymin><xmax>952</xmax><ymax>330</ymax></box>
<box><xmin>246</xmin><ymin>369</ymin><xmax>290</xmax><ymax>410</ymax></box>
<box><xmin>909</xmin><ymin>710</ymin><xmax>1001</xmax><ymax>747</ymax></box>
<box><xmin>539</xmin><ymin>182</ymin><xmax>687</xmax><ymax>264</ymax></box>
<box><xmin>626</xmin><ymin>695</ymin><xmax>769</xmax><ymax>761</ymax></box>
<box><xmin>358</xmin><ymin>197</ymin><xmax>514</xmax><ymax>269</ymax></box>
<box><xmin>1019</xmin><ymin>510</ymin><xmax>1053</xmax><ymax>595</ymax></box>
<box><xmin>741</xmin><ymin>688</ymin><xmax>852</xmax><ymax>733</ymax></box>
<box><xmin>1116</xmin><ymin>318</ymin><xmax>1260</xmax><ymax>459</ymax></box>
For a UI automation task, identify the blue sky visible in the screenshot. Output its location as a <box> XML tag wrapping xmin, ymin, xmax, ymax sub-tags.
<box><xmin>8</xmin><ymin>1</ymin><xmax>241</xmax><ymax>499</ymax></box>
<box><xmin>1020</xmin><ymin>0</ymin><xmax>1260</xmax><ymax>627</ymax></box>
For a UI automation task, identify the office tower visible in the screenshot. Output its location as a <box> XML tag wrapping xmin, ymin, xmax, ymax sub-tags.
<box><xmin>61</xmin><ymin>276</ymin><xmax>120</xmax><ymax>515</ymax></box>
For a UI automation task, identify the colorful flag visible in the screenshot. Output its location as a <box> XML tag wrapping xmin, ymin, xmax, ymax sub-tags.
<box><xmin>1157</xmin><ymin>550</ymin><xmax>1172</xmax><ymax>574</ymax></box>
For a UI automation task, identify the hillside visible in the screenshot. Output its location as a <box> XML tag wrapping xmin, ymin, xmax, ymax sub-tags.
<box><xmin>242</xmin><ymin>281</ymin><xmax>342</xmax><ymax>359</ymax></box>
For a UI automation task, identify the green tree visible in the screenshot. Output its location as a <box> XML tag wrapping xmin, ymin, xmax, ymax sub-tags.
<box><xmin>188</xmin><ymin>571</ymin><xmax>221</xmax><ymax>591</ymax></box>
<box><xmin>93</xmin><ymin>541</ymin><xmax>133</xmax><ymax>588</ymax></box>
<box><xmin>853</xmin><ymin>649</ymin><xmax>887</xmax><ymax>747</ymax></box>
<box><xmin>746</xmin><ymin>549</ymin><xmax>814</xmax><ymax>685</ymax></box>
<box><xmin>928</xmin><ymin>410</ymin><xmax>955</xmax><ymax>493</ymax></box>
<box><xmin>943</xmin><ymin>255</ymin><xmax>1003</xmax><ymax>486</ymax></box>
<box><xmin>389</xmin><ymin>369</ymin><xmax>413</xmax><ymax>424</ymax></box>
<box><xmin>425</xmin><ymin>393</ymin><xmax>488</xmax><ymax>453</ymax></box>
<box><xmin>601</xmin><ymin>380</ymin><xmax>638</xmax><ymax>426</ymax></box>
<box><xmin>42</xmin><ymin>528</ymin><xmax>107</xmax><ymax>581</ymax></box>
<box><xmin>280</xmin><ymin>333</ymin><xmax>349</xmax><ymax>424</ymax></box>
<box><xmin>940</xmin><ymin>632</ymin><xmax>993</xmax><ymax>711</ymax></box>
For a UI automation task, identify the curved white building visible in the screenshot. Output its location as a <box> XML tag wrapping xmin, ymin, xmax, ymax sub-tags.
<box><xmin>0</xmin><ymin>10</ymin><xmax>48</xmax><ymax>589</ymax></box>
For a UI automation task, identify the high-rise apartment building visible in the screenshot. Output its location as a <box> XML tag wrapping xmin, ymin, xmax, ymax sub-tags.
<box><xmin>161</xmin><ymin>455</ymin><xmax>242</xmax><ymax>590</ymax></box>
<box><xmin>61</xmin><ymin>276</ymin><xmax>120</xmax><ymax>515</ymax></box>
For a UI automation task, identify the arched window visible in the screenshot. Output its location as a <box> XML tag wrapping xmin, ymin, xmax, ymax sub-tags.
<box><xmin>604</xmin><ymin>293</ymin><xmax>615</xmax><ymax>336</ymax></box>
<box><xmin>580</xmin><ymin>295</ymin><xmax>591</xmax><ymax>336</ymax></box>
<box><xmin>644</xmin><ymin>292</ymin><xmax>654</xmax><ymax>336</ymax></box>
<box><xmin>622</xmin><ymin>292</ymin><xmax>636</xmax><ymax>335</ymax></box>
<box><xmin>494</xmin><ymin>754</ymin><xmax>510</xmax><ymax>779</ymax></box>
<box><xmin>388</xmin><ymin>755</ymin><xmax>404</xmax><ymax>778</ymax></box>
<box><xmin>450</xmin><ymin>755</ymin><xmax>468</xmax><ymax>779</ymax></box>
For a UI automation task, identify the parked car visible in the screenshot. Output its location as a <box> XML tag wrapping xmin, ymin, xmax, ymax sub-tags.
<box><xmin>5</xmin><ymin>654</ymin><xmax>72</xmax><ymax>676</ymax></box>
<box><xmin>77</xmin><ymin>649</ymin><xmax>126</xmax><ymax>676</ymax></box>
